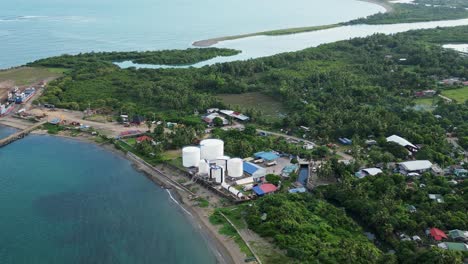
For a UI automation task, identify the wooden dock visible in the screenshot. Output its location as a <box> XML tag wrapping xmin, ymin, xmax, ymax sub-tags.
<box><xmin>0</xmin><ymin>120</ymin><xmax>46</xmax><ymax>148</ymax></box>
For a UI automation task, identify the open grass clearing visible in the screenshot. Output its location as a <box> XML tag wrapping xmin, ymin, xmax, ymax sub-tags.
<box><xmin>217</xmin><ymin>92</ymin><xmax>286</xmax><ymax>122</ymax></box>
<box><xmin>0</xmin><ymin>67</ymin><xmax>67</xmax><ymax>86</ymax></box>
<box><xmin>441</xmin><ymin>86</ymin><xmax>468</xmax><ymax>103</ymax></box>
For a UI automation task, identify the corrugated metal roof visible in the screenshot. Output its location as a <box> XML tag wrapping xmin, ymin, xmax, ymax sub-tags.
<box><xmin>400</xmin><ymin>160</ymin><xmax>432</xmax><ymax>171</ymax></box>
<box><xmin>252</xmin><ymin>186</ymin><xmax>264</xmax><ymax>196</ymax></box>
<box><xmin>243</xmin><ymin>162</ymin><xmax>260</xmax><ymax>175</ymax></box>
<box><xmin>254</xmin><ymin>151</ymin><xmax>279</xmax><ymax>161</ymax></box>
<box><xmin>260</xmin><ymin>183</ymin><xmax>277</xmax><ymax>194</ymax></box>
<box><xmin>387</xmin><ymin>135</ymin><xmax>417</xmax><ymax>149</ymax></box>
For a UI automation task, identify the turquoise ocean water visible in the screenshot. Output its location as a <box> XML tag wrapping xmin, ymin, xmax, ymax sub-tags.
<box><xmin>0</xmin><ymin>0</ymin><xmax>383</xmax><ymax>69</ymax></box>
<box><xmin>0</xmin><ymin>133</ymin><xmax>216</xmax><ymax>264</ymax></box>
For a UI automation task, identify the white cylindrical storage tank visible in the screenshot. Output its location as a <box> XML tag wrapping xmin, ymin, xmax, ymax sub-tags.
<box><xmin>227</xmin><ymin>158</ymin><xmax>243</xmax><ymax>177</ymax></box>
<box><xmin>182</xmin><ymin>146</ymin><xmax>200</xmax><ymax>168</ymax></box>
<box><xmin>200</xmin><ymin>139</ymin><xmax>224</xmax><ymax>160</ymax></box>
<box><xmin>210</xmin><ymin>165</ymin><xmax>224</xmax><ymax>184</ymax></box>
<box><xmin>215</xmin><ymin>155</ymin><xmax>230</xmax><ymax>168</ymax></box>
<box><xmin>198</xmin><ymin>159</ymin><xmax>209</xmax><ymax>175</ymax></box>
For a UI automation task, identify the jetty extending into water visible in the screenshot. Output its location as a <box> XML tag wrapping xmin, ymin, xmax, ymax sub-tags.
<box><xmin>0</xmin><ymin>120</ymin><xmax>46</xmax><ymax>148</ymax></box>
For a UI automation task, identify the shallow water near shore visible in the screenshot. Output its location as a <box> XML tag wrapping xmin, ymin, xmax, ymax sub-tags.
<box><xmin>0</xmin><ymin>134</ymin><xmax>217</xmax><ymax>264</ymax></box>
<box><xmin>116</xmin><ymin>18</ymin><xmax>468</xmax><ymax>69</ymax></box>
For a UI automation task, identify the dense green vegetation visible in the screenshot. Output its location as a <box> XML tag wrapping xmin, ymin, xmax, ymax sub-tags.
<box><xmin>316</xmin><ymin>173</ymin><xmax>468</xmax><ymax>263</ymax></box>
<box><xmin>212</xmin><ymin>125</ymin><xmax>329</xmax><ymax>159</ymax></box>
<box><xmin>31</xmin><ymin>26</ymin><xmax>468</xmax><ymax>164</ymax></box>
<box><xmin>30</xmin><ymin>48</ymin><xmax>240</xmax><ymax>68</ymax></box>
<box><xmin>414</xmin><ymin>0</ymin><xmax>468</xmax><ymax>9</ymax></box>
<box><xmin>348</xmin><ymin>1</ymin><xmax>468</xmax><ymax>25</ymax></box>
<box><xmin>245</xmin><ymin>194</ymin><xmax>388</xmax><ymax>263</ymax></box>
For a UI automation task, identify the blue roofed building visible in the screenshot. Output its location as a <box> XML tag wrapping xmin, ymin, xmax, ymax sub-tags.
<box><xmin>252</xmin><ymin>186</ymin><xmax>265</xmax><ymax>196</ymax></box>
<box><xmin>243</xmin><ymin>161</ymin><xmax>267</xmax><ymax>182</ymax></box>
<box><xmin>254</xmin><ymin>151</ymin><xmax>280</xmax><ymax>162</ymax></box>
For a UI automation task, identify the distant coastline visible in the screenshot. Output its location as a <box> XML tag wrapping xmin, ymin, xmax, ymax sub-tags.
<box><xmin>192</xmin><ymin>0</ymin><xmax>393</xmax><ymax>47</ymax></box>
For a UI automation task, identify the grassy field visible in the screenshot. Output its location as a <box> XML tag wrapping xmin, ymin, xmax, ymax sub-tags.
<box><xmin>217</xmin><ymin>92</ymin><xmax>286</xmax><ymax>122</ymax></box>
<box><xmin>441</xmin><ymin>86</ymin><xmax>468</xmax><ymax>103</ymax></box>
<box><xmin>413</xmin><ymin>97</ymin><xmax>435</xmax><ymax>106</ymax></box>
<box><xmin>0</xmin><ymin>67</ymin><xmax>67</xmax><ymax>86</ymax></box>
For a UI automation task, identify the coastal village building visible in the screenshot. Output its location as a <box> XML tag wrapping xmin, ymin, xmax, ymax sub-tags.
<box><xmin>252</xmin><ymin>183</ymin><xmax>277</xmax><ymax>196</ymax></box>
<box><xmin>437</xmin><ymin>242</ymin><xmax>468</xmax><ymax>252</ymax></box>
<box><xmin>202</xmin><ymin>112</ymin><xmax>229</xmax><ymax>126</ymax></box>
<box><xmin>243</xmin><ymin>162</ymin><xmax>267</xmax><ymax>182</ymax></box>
<box><xmin>414</xmin><ymin>90</ymin><xmax>436</xmax><ymax>97</ymax></box>
<box><xmin>387</xmin><ymin>135</ymin><xmax>419</xmax><ymax>152</ymax></box>
<box><xmin>219</xmin><ymin>109</ymin><xmax>250</xmax><ymax>122</ymax></box>
<box><xmin>428</xmin><ymin>194</ymin><xmax>444</xmax><ymax>203</ymax></box>
<box><xmin>355</xmin><ymin>168</ymin><xmax>383</xmax><ymax>179</ymax></box>
<box><xmin>398</xmin><ymin>160</ymin><xmax>433</xmax><ymax>175</ymax></box>
<box><xmin>454</xmin><ymin>168</ymin><xmax>468</xmax><ymax>178</ymax></box>
<box><xmin>449</xmin><ymin>230</ymin><xmax>468</xmax><ymax>242</ymax></box>
<box><xmin>429</xmin><ymin>228</ymin><xmax>448</xmax><ymax>241</ymax></box>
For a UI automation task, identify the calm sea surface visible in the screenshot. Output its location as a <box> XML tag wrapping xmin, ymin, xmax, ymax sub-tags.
<box><xmin>0</xmin><ymin>0</ymin><xmax>384</xmax><ymax>69</ymax></box>
<box><xmin>0</xmin><ymin>133</ymin><xmax>216</xmax><ymax>264</ymax></box>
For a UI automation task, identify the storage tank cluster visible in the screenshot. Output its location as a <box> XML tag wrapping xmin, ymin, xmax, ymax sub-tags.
<box><xmin>200</xmin><ymin>139</ymin><xmax>224</xmax><ymax>160</ymax></box>
<box><xmin>182</xmin><ymin>138</ymin><xmax>244</xmax><ymax>185</ymax></box>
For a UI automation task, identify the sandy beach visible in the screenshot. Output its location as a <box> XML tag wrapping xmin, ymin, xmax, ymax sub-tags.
<box><xmin>192</xmin><ymin>0</ymin><xmax>393</xmax><ymax>47</ymax></box>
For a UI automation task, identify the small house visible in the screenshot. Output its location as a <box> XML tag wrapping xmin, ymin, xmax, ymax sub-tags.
<box><xmin>355</xmin><ymin>168</ymin><xmax>383</xmax><ymax>179</ymax></box>
<box><xmin>449</xmin><ymin>230</ymin><xmax>468</xmax><ymax>242</ymax></box>
<box><xmin>437</xmin><ymin>242</ymin><xmax>468</xmax><ymax>252</ymax></box>
<box><xmin>454</xmin><ymin>168</ymin><xmax>468</xmax><ymax>178</ymax></box>
<box><xmin>428</xmin><ymin>194</ymin><xmax>444</xmax><ymax>203</ymax></box>
<box><xmin>399</xmin><ymin>160</ymin><xmax>433</xmax><ymax>175</ymax></box>
<box><xmin>387</xmin><ymin>135</ymin><xmax>419</xmax><ymax>153</ymax></box>
<box><xmin>407</xmin><ymin>205</ymin><xmax>417</xmax><ymax>213</ymax></box>
<box><xmin>253</xmin><ymin>183</ymin><xmax>277</xmax><ymax>196</ymax></box>
<box><xmin>430</xmin><ymin>228</ymin><xmax>448</xmax><ymax>241</ymax></box>
<box><xmin>136</xmin><ymin>135</ymin><xmax>153</xmax><ymax>143</ymax></box>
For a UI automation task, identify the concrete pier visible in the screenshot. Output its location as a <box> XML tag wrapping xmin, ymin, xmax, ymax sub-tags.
<box><xmin>0</xmin><ymin>120</ymin><xmax>46</xmax><ymax>148</ymax></box>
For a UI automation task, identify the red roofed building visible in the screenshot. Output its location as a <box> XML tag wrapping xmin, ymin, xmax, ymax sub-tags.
<box><xmin>430</xmin><ymin>228</ymin><xmax>448</xmax><ymax>241</ymax></box>
<box><xmin>260</xmin><ymin>183</ymin><xmax>277</xmax><ymax>194</ymax></box>
<box><xmin>136</xmin><ymin>135</ymin><xmax>153</xmax><ymax>143</ymax></box>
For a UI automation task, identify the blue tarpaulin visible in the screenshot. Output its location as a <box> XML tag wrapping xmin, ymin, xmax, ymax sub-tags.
<box><xmin>252</xmin><ymin>186</ymin><xmax>265</xmax><ymax>196</ymax></box>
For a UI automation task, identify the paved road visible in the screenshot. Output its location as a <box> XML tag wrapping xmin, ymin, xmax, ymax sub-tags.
<box><xmin>256</xmin><ymin>129</ymin><xmax>353</xmax><ymax>160</ymax></box>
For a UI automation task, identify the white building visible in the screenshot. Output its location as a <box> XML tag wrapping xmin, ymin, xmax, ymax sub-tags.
<box><xmin>220</xmin><ymin>109</ymin><xmax>250</xmax><ymax>121</ymax></box>
<box><xmin>399</xmin><ymin>160</ymin><xmax>432</xmax><ymax>175</ymax></box>
<box><xmin>387</xmin><ymin>135</ymin><xmax>419</xmax><ymax>152</ymax></box>
<box><xmin>355</xmin><ymin>168</ymin><xmax>383</xmax><ymax>179</ymax></box>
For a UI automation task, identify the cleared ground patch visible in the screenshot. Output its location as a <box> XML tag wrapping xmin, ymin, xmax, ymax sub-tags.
<box><xmin>441</xmin><ymin>86</ymin><xmax>468</xmax><ymax>103</ymax></box>
<box><xmin>0</xmin><ymin>67</ymin><xmax>67</xmax><ymax>99</ymax></box>
<box><xmin>217</xmin><ymin>92</ymin><xmax>286</xmax><ymax>122</ymax></box>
